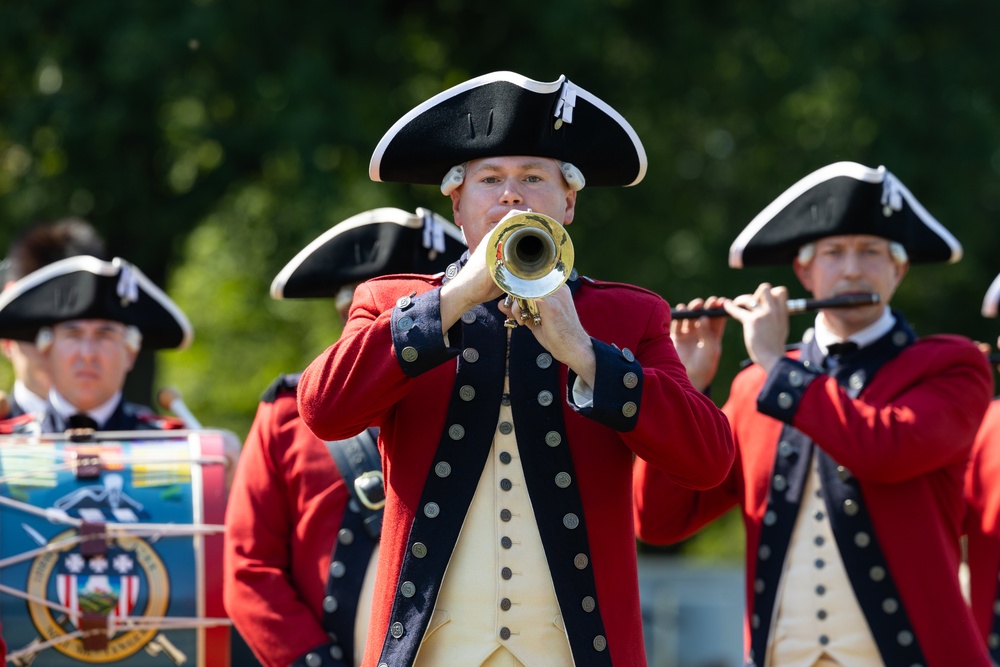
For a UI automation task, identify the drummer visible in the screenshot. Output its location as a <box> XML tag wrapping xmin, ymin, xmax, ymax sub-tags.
<box><xmin>1</xmin><ymin>218</ymin><xmax>108</xmax><ymax>419</ymax></box>
<box><xmin>0</xmin><ymin>254</ymin><xmax>192</xmax><ymax>433</ymax></box>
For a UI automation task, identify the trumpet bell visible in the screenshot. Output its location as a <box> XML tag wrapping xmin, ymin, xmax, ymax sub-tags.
<box><xmin>488</xmin><ymin>210</ymin><xmax>575</xmax><ymax>301</ymax></box>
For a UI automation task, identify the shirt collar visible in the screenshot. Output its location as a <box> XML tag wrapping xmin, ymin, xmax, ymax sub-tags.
<box><xmin>811</xmin><ymin>307</ymin><xmax>895</xmax><ymax>356</ymax></box>
<box><xmin>49</xmin><ymin>389</ymin><xmax>123</xmax><ymax>428</ymax></box>
<box><xmin>12</xmin><ymin>380</ymin><xmax>49</xmax><ymax>418</ymax></box>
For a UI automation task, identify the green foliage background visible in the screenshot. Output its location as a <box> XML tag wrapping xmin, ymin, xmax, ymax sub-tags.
<box><xmin>2</xmin><ymin>0</ymin><xmax>999</xmax><ymax>560</ymax></box>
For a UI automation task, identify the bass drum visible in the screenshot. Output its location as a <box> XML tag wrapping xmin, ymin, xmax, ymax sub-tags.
<box><xmin>0</xmin><ymin>429</ymin><xmax>229</xmax><ymax>666</ymax></box>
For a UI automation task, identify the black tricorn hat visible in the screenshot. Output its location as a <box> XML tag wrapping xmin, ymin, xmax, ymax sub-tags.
<box><xmin>983</xmin><ymin>272</ymin><xmax>1000</xmax><ymax>318</ymax></box>
<box><xmin>369</xmin><ymin>71</ymin><xmax>647</xmax><ymax>188</ymax></box>
<box><xmin>0</xmin><ymin>255</ymin><xmax>193</xmax><ymax>349</ymax></box>
<box><xmin>729</xmin><ymin>162</ymin><xmax>962</xmax><ymax>268</ymax></box>
<box><xmin>270</xmin><ymin>207</ymin><xmax>466</xmax><ymax>300</ymax></box>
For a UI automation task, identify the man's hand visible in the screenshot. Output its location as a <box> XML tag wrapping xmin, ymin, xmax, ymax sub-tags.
<box><xmin>723</xmin><ymin>283</ymin><xmax>790</xmax><ymax>374</ymax></box>
<box><xmin>440</xmin><ymin>238</ymin><xmax>504</xmax><ymax>332</ymax></box>
<box><xmin>671</xmin><ymin>296</ymin><xmax>727</xmax><ymax>392</ymax></box>
<box><xmin>500</xmin><ymin>285</ymin><xmax>597</xmax><ymax>387</ymax></box>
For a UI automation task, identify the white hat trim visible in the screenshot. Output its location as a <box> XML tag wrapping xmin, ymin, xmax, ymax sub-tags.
<box><xmin>371</xmin><ymin>71</ymin><xmax>647</xmax><ymax>187</ymax></box>
<box><xmin>728</xmin><ymin>161</ymin><xmax>962</xmax><ymax>268</ymax></box>
<box><xmin>269</xmin><ymin>208</ymin><xmax>464</xmax><ymax>300</ymax></box>
<box><xmin>983</xmin><ymin>271</ymin><xmax>1000</xmax><ymax>318</ymax></box>
<box><xmin>0</xmin><ymin>255</ymin><xmax>194</xmax><ymax>350</ymax></box>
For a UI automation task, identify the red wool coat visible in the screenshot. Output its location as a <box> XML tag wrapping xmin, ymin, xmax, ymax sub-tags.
<box><xmin>223</xmin><ymin>381</ymin><xmax>349</xmax><ymax>667</ymax></box>
<box><xmin>965</xmin><ymin>398</ymin><xmax>1000</xmax><ymax>655</ymax></box>
<box><xmin>634</xmin><ymin>334</ymin><xmax>993</xmax><ymax>667</ymax></box>
<box><xmin>298</xmin><ymin>271</ymin><xmax>734</xmax><ymax>667</ymax></box>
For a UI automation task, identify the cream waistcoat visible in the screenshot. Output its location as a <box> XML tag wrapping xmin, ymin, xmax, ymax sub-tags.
<box><xmin>413</xmin><ymin>374</ymin><xmax>573</xmax><ymax>667</ymax></box>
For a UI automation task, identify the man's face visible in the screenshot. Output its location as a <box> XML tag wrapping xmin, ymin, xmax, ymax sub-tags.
<box><xmin>1</xmin><ymin>339</ymin><xmax>50</xmax><ymax>397</ymax></box>
<box><xmin>449</xmin><ymin>156</ymin><xmax>577</xmax><ymax>251</ymax></box>
<box><xmin>43</xmin><ymin>319</ymin><xmax>138</xmax><ymax>412</ymax></box>
<box><xmin>793</xmin><ymin>234</ymin><xmax>908</xmax><ymax>337</ymax></box>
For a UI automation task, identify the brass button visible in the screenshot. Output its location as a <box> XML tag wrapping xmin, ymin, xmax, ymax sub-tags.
<box><xmin>424</xmin><ymin>502</ymin><xmax>440</xmax><ymax>518</ymax></box>
<box><xmin>882</xmin><ymin>597</ymin><xmax>898</xmax><ymax>614</ymax></box>
<box><xmin>445</xmin><ymin>264</ymin><xmax>459</xmax><ymax>278</ymax></box>
<box><xmin>306</xmin><ymin>653</ymin><xmax>322</xmax><ymax>667</ymax></box>
<box><xmin>763</xmin><ymin>510</ymin><xmax>777</xmax><ymax>526</ymax></box>
<box><xmin>545</xmin><ymin>431</ymin><xmax>562</xmax><ymax>447</ymax></box>
<box><xmin>758</xmin><ymin>544</ymin><xmax>771</xmax><ymax>561</ymax></box>
<box><xmin>396</xmin><ymin>295</ymin><xmax>412</xmax><ymax>309</ymax></box>
<box><xmin>563</xmin><ymin>513</ymin><xmax>580</xmax><ymax>529</ymax></box>
<box><xmin>593</xmin><ymin>635</ymin><xmax>607</xmax><ymax>651</ymax></box>
<box><xmin>397</xmin><ymin>316</ymin><xmax>414</xmax><ymax>331</ymax></box>
<box><xmin>574</xmin><ymin>553</ymin><xmax>589</xmax><ymax>569</ymax></box>
<box><xmin>837</xmin><ymin>465</ymin><xmax>852</xmax><ymax>481</ymax></box>
<box><xmin>461</xmin><ymin>310</ymin><xmax>477</xmax><ymax>324</ymax></box>
<box><xmin>849</xmin><ymin>372</ymin><xmax>865</xmax><ymax>390</ymax></box>
<box><xmin>400</xmin><ymin>581</ymin><xmax>416</xmax><ymax>598</ymax></box>
<box><xmin>773</xmin><ymin>475</ymin><xmax>787</xmax><ymax>492</ymax></box>
<box><xmin>411</xmin><ymin>542</ymin><xmax>427</xmax><ymax>558</ymax></box>
<box><xmin>435</xmin><ymin>461</ymin><xmax>452</xmax><ymax>478</ymax></box>
<box><xmin>622</xmin><ymin>401</ymin><xmax>637</xmax><ymax>418</ymax></box>
<box><xmin>329</xmin><ymin>561</ymin><xmax>346</xmax><ymax>578</ymax></box>
<box><xmin>581</xmin><ymin>596</ymin><xmax>596</xmax><ymax>612</ymax></box>
<box><xmin>322</xmin><ymin>596</ymin><xmax>338</xmax><ymax>613</ymax></box>
<box><xmin>623</xmin><ymin>371</ymin><xmax>638</xmax><ymax>388</ymax></box>
<box><xmin>754</xmin><ymin>579</ymin><xmax>765</xmax><ymax>594</ymax></box>
<box><xmin>621</xmin><ymin>348</ymin><xmax>635</xmax><ymax>362</ymax></box>
<box><xmin>788</xmin><ymin>370</ymin><xmax>803</xmax><ymax>387</ymax></box>
<box><xmin>554</xmin><ymin>472</ymin><xmax>572</xmax><ymax>488</ymax></box>
<box><xmin>897</xmin><ymin>630</ymin><xmax>913</xmax><ymax>646</ymax></box>
<box><xmin>390</xmin><ymin>622</ymin><xmax>404</xmax><ymax>639</ymax></box>
<box><xmin>448</xmin><ymin>424</ymin><xmax>465</xmax><ymax>440</ymax></box>
<box><xmin>536</xmin><ymin>353</ymin><xmax>553</xmax><ymax>369</ymax></box>
<box><xmin>777</xmin><ymin>392</ymin><xmax>793</xmax><ymax>409</ymax></box>
<box><xmin>537</xmin><ymin>390</ymin><xmax>554</xmax><ymax>406</ymax></box>
<box><xmin>854</xmin><ymin>531</ymin><xmax>871</xmax><ymax>548</ymax></box>
<box><xmin>893</xmin><ymin>330</ymin><xmax>908</xmax><ymax>346</ymax></box>
<box><xmin>401</xmin><ymin>346</ymin><xmax>418</xmax><ymax>362</ymax></box>
<box><xmin>843</xmin><ymin>499</ymin><xmax>860</xmax><ymax>516</ymax></box>
<box><xmin>869</xmin><ymin>566</ymin><xmax>886</xmax><ymax>582</ymax></box>
<box><xmin>338</xmin><ymin>528</ymin><xmax>354</xmax><ymax>545</ymax></box>
<box><xmin>462</xmin><ymin>348</ymin><xmax>480</xmax><ymax>363</ymax></box>
<box><xmin>778</xmin><ymin>440</ymin><xmax>794</xmax><ymax>457</ymax></box>
<box><xmin>459</xmin><ymin>385</ymin><xmax>476</xmax><ymax>401</ymax></box>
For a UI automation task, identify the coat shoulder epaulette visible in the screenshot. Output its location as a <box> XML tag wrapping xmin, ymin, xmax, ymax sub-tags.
<box><xmin>577</xmin><ymin>275</ymin><xmax>663</xmax><ymax>301</ymax></box>
<box><xmin>365</xmin><ymin>272</ymin><xmax>443</xmax><ymax>287</ymax></box>
<box><xmin>260</xmin><ymin>372</ymin><xmax>302</xmax><ymax>404</ymax></box>
<box><xmin>0</xmin><ymin>413</ymin><xmax>37</xmax><ymax>434</ymax></box>
<box><xmin>124</xmin><ymin>402</ymin><xmax>186</xmax><ymax>430</ymax></box>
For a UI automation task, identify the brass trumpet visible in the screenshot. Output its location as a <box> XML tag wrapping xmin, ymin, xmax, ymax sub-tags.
<box><xmin>487</xmin><ymin>210</ymin><xmax>575</xmax><ymax>328</ymax></box>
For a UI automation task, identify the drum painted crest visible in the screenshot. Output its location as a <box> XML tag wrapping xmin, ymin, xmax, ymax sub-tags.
<box><xmin>0</xmin><ymin>430</ymin><xmax>229</xmax><ymax>666</ymax></box>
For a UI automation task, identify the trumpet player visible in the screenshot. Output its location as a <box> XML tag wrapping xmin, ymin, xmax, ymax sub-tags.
<box><xmin>296</xmin><ymin>71</ymin><xmax>733</xmax><ymax>667</ymax></box>
<box><xmin>634</xmin><ymin>162</ymin><xmax>993</xmax><ymax>666</ymax></box>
